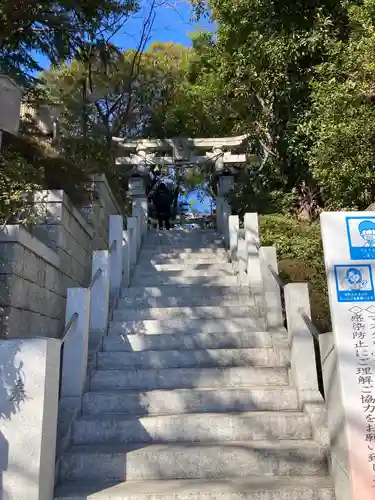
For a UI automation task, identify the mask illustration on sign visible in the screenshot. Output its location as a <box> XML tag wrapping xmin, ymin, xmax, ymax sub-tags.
<box><xmin>359</xmin><ymin>221</ymin><xmax>375</xmax><ymax>247</ymax></box>
<box><xmin>343</xmin><ymin>268</ymin><xmax>368</xmax><ymax>290</ymax></box>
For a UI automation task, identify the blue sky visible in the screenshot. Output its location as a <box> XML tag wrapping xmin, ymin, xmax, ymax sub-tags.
<box><xmin>36</xmin><ymin>1</ymin><xmax>212</xmax><ymax>69</ymax></box>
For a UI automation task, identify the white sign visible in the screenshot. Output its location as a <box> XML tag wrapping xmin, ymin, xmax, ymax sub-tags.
<box><xmin>321</xmin><ymin>212</ymin><xmax>375</xmax><ymax>499</ymax></box>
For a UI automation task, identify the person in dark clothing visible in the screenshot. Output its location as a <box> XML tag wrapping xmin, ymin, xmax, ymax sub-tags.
<box><xmin>152</xmin><ymin>182</ymin><xmax>174</xmax><ymax>230</ymax></box>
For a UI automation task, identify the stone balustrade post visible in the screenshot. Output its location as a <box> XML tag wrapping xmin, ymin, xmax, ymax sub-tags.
<box><xmin>122</xmin><ymin>229</ymin><xmax>130</xmax><ymax>287</ymax></box>
<box><xmin>0</xmin><ymin>337</ymin><xmax>60</xmax><ymax>500</ymax></box>
<box><xmin>244</xmin><ymin>213</ymin><xmax>263</xmax><ymax>296</ymax></box>
<box><xmin>132</xmin><ymin>198</ymin><xmax>148</xmax><ymax>241</ymax></box>
<box><xmin>259</xmin><ymin>246</ymin><xmax>284</xmax><ymax>329</ymax></box>
<box><xmin>60</xmin><ymin>288</ymin><xmax>90</xmax><ymax>398</ymax></box>
<box><xmin>228</xmin><ymin>215</ymin><xmax>239</xmax><ymax>263</ymax></box>
<box><xmin>237</xmin><ymin>236</ymin><xmax>248</xmax><ymax>284</ymax></box>
<box><xmin>109</xmin><ymin>215</ymin><xmax>124</xmax><ymax>298</ymax></box>
<box><xmin>127</xmin><ymin>216</ymin><xmax>138</xmax><ymax>271</ymax></box>
<box><xmin>284</xmin><ymin>283</ymin><xmax>320</xmax><ymax>401</ymax></box>
<box><xmin>89</xmin><ymin>250</ymin><xmax>110</xmax><ymax>334</ymax></box>
<box><xmin>222</xmin><ymin>201</ymin><xmax>231</xmax><ymax>249</ymax></box>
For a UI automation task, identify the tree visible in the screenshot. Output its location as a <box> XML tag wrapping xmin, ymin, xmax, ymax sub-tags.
<box><xmin>305</xmin><ymin>0</ymin><xmax>375</xmax><ymax>209</ymax></box>
<box><xmin>0</xmin><ymin>0</ymin><xmax>138</xmax><ymax>84</ymax></box>
<box><xmin>41</xmin><ymin>39</ymin><xmax>190</xmax><ymax>145</ymax></box>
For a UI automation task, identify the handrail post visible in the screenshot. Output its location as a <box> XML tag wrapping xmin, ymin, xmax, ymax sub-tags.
<box><xmin>132</xmin><ymin>197</ymin><xmax>148</xmax><ymax>241</ymax></box>
<box><xmin>109</xmin><ymin>215</ymin><xmax>123</xmax><ymax>298</ymax></box>
<box><xmin>0</xmin><ymin>338</ymin><xmax>60</xmax><ymax>500</ymax></box>
<box><xmin>259</xmin><ymin>246</ymin><xmax>284</xmax><ymax>329</ymax></box>
<box><xmin>222</xmin><ymin>202</ymin><xmax>231</xmax><ymax>249</ymax></box>
<box><xmin>60</xmin><ymin>288</ymin><xmax>90</xmax><ymax>398</ymax></box>
<box><xmin>89</xmin><ymin>250</ymin><xmax>110</xmax><ymax>334</ymax></box>
<box><xmin>244</xmin><ymin>213</ymin><xmax>263</xmax><ymax>296</ymax></box>
<box><xmin>127</xmin><ymin>216</ymin><xmax>138</xmax><ymax>272</ymax></box>
<box><xmin>228</xmin><ymin>215</ymin><xmax>239</xmax><ymax>263</ymax></box>
<box><xmin>122</xmin><ymin>229</ymin><xmax>130</xmax><ymax>287</ymax></box>
<box><xmin>284</xmin><ymin>283</ymin><xmax>320</xmax><ymax>402</ymax></box>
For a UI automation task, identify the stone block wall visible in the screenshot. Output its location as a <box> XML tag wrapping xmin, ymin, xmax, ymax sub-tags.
<box><xmin>31</xmin><ymin>191</ymin><xmax>93</xmax><ymax>287</ymax></box>
<box><xmin>0</xmin><ymin>175</ymin><xmax>122</xmax><ymax>339</ymax></box>
<box><xmin>0</xmin><ymin>226</ymin><xmax>67</xmax><ymax>338</ymax></box>
<box><xmin>80</xmin><ymin>174</ymin><xmax>122</xmax><ymax>251</ymax></box>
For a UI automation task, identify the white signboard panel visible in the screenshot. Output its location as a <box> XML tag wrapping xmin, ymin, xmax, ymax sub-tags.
<box><xmin>321</xmin><ymin>211</ymin><xmax>375</xmax><ymax>499</ymax></box>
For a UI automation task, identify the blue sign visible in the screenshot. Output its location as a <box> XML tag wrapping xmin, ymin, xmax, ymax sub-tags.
<box><xmin>346</xmin><ymin>216</ymin><xmax>375</xmax><ymax>260</ymax></box>
<box><xmin>334</xmin><ymin>264</ymin><xmax>375</xmax><ymax>302</ymax></box>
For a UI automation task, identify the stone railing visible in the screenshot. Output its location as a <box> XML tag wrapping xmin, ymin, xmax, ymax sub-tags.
<box><xmin>0</xmin><ymin>209</ymin><xmax>146</xmax><ymax>500</ymax></box>
<box><xmin>221</xmin><ymin>212</ymin><xmax>330</xmax><ymax>428</ymax></box>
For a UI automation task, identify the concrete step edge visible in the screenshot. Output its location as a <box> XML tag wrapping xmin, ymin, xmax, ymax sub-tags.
<box><xmin>55</xmin><ymin>476</ymin><xmax>335</xmax><ymax>500</ymax></box>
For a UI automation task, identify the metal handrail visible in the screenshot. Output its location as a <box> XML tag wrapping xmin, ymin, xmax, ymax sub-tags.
<box><xmin>268</xmin><ymin>264</ymin><xmax>286</xmax><ymax>289</ymax></box>
<box><xmin>61</xmin><ymin>312</ymin><xmax>79</xmax><ymax>345</ymax></box>
<box><xmin>299</xmin><ymin>309</ymin><xmax>321</xmax><ymax>340</ymax></box>
<box><xmin>89</xmin><ymin>268</ymin><xmax>102</xmax><ymax>290</ymax></box>
<box><xmin>109</xmin><ymin>239</ymin><xmax>117</xmax><ymax>254</ymax></box>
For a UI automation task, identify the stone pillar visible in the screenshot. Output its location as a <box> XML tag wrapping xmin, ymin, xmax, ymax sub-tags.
<box><xmin>127</xmin><ymin>216</ymin><xmax>138</xmax><ymax>271</ymax></box>
<box><xmin>109</xmin><ymin>215</ymin><xmax>124</xmax><ymax>297</ymax></box>
<box><xmin>228</xmin><ymin>215</ymin><xmax>239</xmax><ymax>263</ymax></box>
<box><xmin>89</xmin><ymin>250</ymin><xmax>110</xmax><ymax>334</ymax></box>
<box><xmin>60</xmin><ymin>288</ymin><xmax>90</xmax><ymax>399</ymax></box>
<box><xmin>244</xmin><ymin>213</ymin><xmax>263</xmax><ymax>297</ymax></box>
<box><xmin>259</xmin><ymin>246</ymin><xmax>284</xmax><ymax>329</ymax></box>
<box><xmin>284</xmin><ymin>283</ymin><xmax>319</xmax><ymax>400</ymax></box>
<box><xmin>122</xmin><ymin>229</ymin><xmax>130</xmax><ymax>287</ymax></box>
<box><xmin>132</xmin><ymin>198</ymin><xmax>148</xmax><ymax>241</ymax></box>
<box><xmin>0</xmin><ymin>337</ymin><xmax>60</xmax><ymax>500</ymax></box>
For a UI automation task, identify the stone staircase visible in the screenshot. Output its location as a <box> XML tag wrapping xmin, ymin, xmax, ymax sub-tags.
<box><xmin>55</xmin><ymin>229</ymin><xmax>334</xmax><ymax>499</ymax></box>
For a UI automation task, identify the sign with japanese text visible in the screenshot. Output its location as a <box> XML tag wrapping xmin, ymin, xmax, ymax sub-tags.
<box><xmin>321</xmin><ymin>212</ymin><xmax>375</xmax><ymax>500</ymax></box>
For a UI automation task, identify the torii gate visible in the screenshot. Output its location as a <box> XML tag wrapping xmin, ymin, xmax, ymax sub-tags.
<box><xmin>112</xmin><ymin>134</ymin><xmax>259</xmax><ymax>237</ymax></box>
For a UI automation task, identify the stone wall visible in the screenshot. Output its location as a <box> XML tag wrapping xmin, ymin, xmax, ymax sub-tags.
<box><xmin>0</xmin><ymin>226</ymin><xmax>67</xmax><ymax>338</ymax></box>
<box><xmin>0</xmin><ymin>176</ymin><xmax>122</xmax><ymax>339</ymax></box>
<box><xmin>81</xmin><ymin>174</ymin><xmax>122</xmax><ymax>252</ymax></box>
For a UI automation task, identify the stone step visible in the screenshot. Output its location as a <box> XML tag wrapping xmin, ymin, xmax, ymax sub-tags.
<box><xmin>119</xmin><ymin>288</ymin><xmax>252</xmax><ymax>308</ymax></box>
<box><xmin>89</xmin><ymin>366</ymin><xmax>289</xmax><ymax>392</ymax></box>
<box><xmin>141</xmin><ymin>255</ymin><xmax>229</xmax><ymax>265</ymax></box>
<box><xmin>55</xmin><ymin>476</ymin><xmax>335</xmax><ymax>500</ymax></box>
<box><xmin>82</xmin><ymin>387</ymin><xmax>300</xmax><ymax>416</ymax></box>
<box><xmin>72</xmin><ymin>412</ymin><xmax>312</xmax><ymax>445</ymax></box>
<box><xmin>131</xmin><ymin>274</ymin><xmax>239</xmax><ymax>286</ymax></box>
<box><xmin>121</xmin><ymin>286</ymin><xmax>251</xmax><ymax>298</ymax></box>
<box><xmin>140</xmin><ymin>248</ymin><xmax>228</xmax><ymax>257</ymax></box>
<box><xmin>134</xmin><ymin>268</ymin><xmax>235</xmax><ymax>279</ymax></box>
<box><xmin>112</xmin><ymin>305</ymin><xmax>261</xmax><ymax>322</ymax></box>
<box><xmin>143</xmin><ymin>240</ymin><xmax>224</xmax><ymax>249</ymax></box>
<box><xmin>96</xmin><ymin>348</ymin><xmax>289</xmax><ymax>370</ymax></box>
<box><xmin>118</xmin><ymin>295</ymin><xmax>254</xmax><ymax>309</ymax></box>
<box><xmin>134</xmin><ymin>263</ymin><xmax>234</xmax><ymax>273</ymax></box>
<box><xmin>59</xmin><ymin>440</ymin><xmax>329</xmax><ymax>482</ymax></box>
<box><xmin>103</xmin><ymin>331</ymin><xmax>272</xmax><ymax>352</ymax></box>
<box><xmin>108</xmin><ymin>317</ymin><xmax>267</xmax><ymax>336</ymax></box>
<box><xmin>142</xmin><ymin>244</ymin><xmax>225</xmax><ymax>252</ymax></box>
<box><xmin>141</xmin><ymin>256</ymin><xmax>230</xmax><ymax>265</ymax></box>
